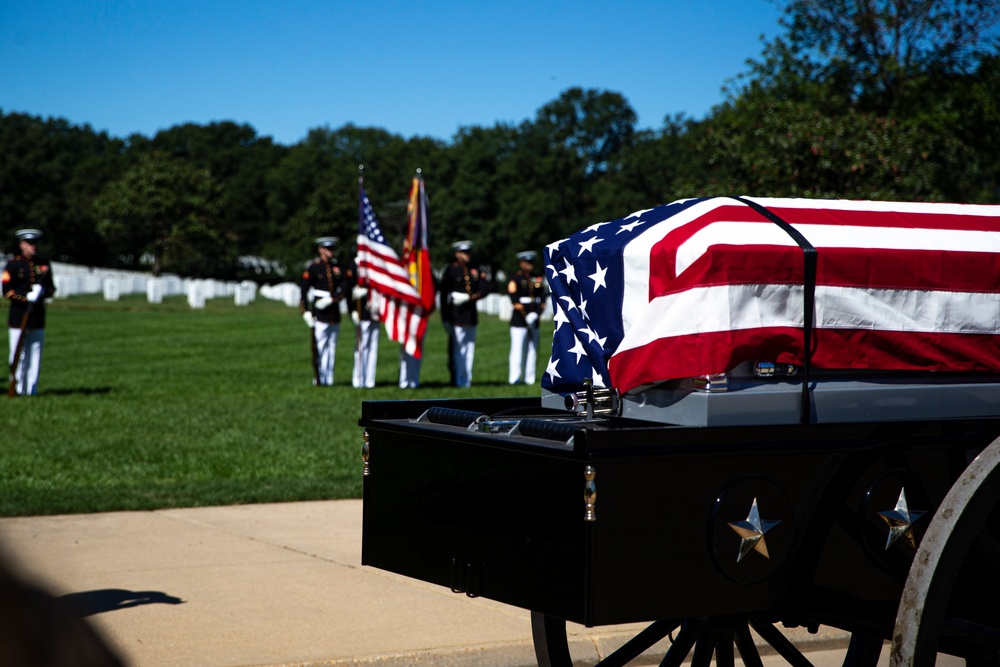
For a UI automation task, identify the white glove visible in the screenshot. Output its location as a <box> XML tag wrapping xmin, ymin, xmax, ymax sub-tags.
<box><xmin>451</xmin><ymin>292</ymin><xmax>470</xmax><ymax>306</ymax></box>
<box><xmin>314</xmin><ymin>296</ymin><xmax>334</xmax><ymax>310</ymax></box>
<box><xmin>351</xmin><ymin>311</ymin><xmax>361</xmax><ymax>325</ymax></box>
<box><xmin>525</xmin><ymin>312</ymin><xmax>539</xmax><ymax>328</ymax></box>
<box><xmin>303</xmin><ymin>312</ymin><xmax>315</xmax><ymax>328</ymax></box>
<box><xmin>28</xmin><ymin>284</ymin><xmax>43</xmax><ymax>303</ymax></box>
<box><xmin>352</xmin><ymin>286</ymin><xmax>368</xmax><ymax>300</ymax></box>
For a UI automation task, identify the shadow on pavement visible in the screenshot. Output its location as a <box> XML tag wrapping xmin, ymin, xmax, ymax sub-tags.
<box><xmin>60</xmin><ymin>589</ymin><xmax>185</xmax><ymax>616</ymax></box>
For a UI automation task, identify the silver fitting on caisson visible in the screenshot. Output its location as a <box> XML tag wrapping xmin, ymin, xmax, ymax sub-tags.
<box><xmin>583</xmin><ymin>465</ymin><xmax>597</xmax><ymax>522</ymax></box>
<box><xmin>564</xmin><ymin>379</ymin><xmax>620</xmax><ymax>419</ymax></box>
<box><xmin>362</xmin><ymin>430</ymin><xmax>370</xmax><ymax>477</ymax></box>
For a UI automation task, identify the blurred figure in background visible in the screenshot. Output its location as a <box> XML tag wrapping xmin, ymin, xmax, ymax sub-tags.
<box><xmin>507</xmin><ymin>250</ymin><xmax>546</xmax><ymax>385</ymax></box>
<box><xmin>351</xmin><ymin>272</ymin><xmax>379</xmax><ymax>388</ymax></box>
<box><xmin>3</xmin><ymin>229</ymin><xmax>56</xmax><ymax>396</ymax></box>
<box><xmin>439</xmin><ymin>240</ymin><xmax>488</xmax><ymax>388</ymax></box>
<box><xmin>300</xmin><ymin>237</ymin><xmax>351</xmax><ymax>386</ymax></box>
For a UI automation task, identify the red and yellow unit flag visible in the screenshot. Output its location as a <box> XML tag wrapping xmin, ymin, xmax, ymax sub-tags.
<box><xmin>404</xmin><ymin>174</ymin><xmax>436</xmax><ymax>313</ymax></box>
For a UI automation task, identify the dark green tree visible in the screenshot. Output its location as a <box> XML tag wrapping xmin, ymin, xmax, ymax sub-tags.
<box><xmin>262</xmin><ymin>124</ymin><xmax>447</xmax><ymax>274</ymax></box>
<box><xmin>430</xmin><ymin>123</ymin><xmax>519</xmax><ymax>267</ymax></box>
<box><xmin>145</xmin><ymin>122</ymin><xmax>286</xmax><ymax>275</ymax></box>
<box><xmin>94</xmin><ymin>152</ymin><xmax>224</xmax><ymax>276</ymax></box>
<box><xmin>440</xmin><ymin>89</ymin><xmax>640</xmax><ymax>274</ymax></box>
<box><xmin>766</xmin><ymin>0</ymin><xmax>1000</xmax><ymax>114</ymax></box>
<box><xmin>590</xmin><ymin>116</ymin><xmax>699</xmax><ymax>217</ymax></box>
<box><xmin>0</xmin><ymin>110</ymin><xmax>126</xmax><ymax>263</ymax></box>
<box><xmin>693</xmin><ymin>0</ymin><xmax>1000</xmax><ymax>202</ymax></box>
<box><xmin>681</xmin><ymin>97</ymin><xmax>968</xmax><ymax>199</ymax></box>
<box><xmin>533</xmin><ymin>87</ymin><xmax>637</xmax><ymax>177</ymax></box>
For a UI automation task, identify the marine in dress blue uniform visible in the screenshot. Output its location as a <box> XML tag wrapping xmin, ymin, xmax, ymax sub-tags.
<box><xmin>299</xmin><ymin>237</ymin><xmax>352</xmax><ymax>386</ymax></box>
<box><xmin>507</xmin><ymin>250</ymin><xmax>546</xmax><ymax>385</ymax></box>
<box><xmin>350</xmin><ymin>275</ymin><xmax>379</xmax><ymax>389</ymax></box>
<box><xmin>440</xmin><ymin>240</ymin><xmax>489</xmax><ymax>388</ymax></box>
<box><xmin>3</xmin><ymin>229</ymin><xmax>56</xmax><ymax>396</ymax></box>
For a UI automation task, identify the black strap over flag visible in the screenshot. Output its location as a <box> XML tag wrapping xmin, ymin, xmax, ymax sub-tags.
<box><xmin>729</xmin><ymin>196</ymin><xmax>818</xmax><ymax>424</ymax></box>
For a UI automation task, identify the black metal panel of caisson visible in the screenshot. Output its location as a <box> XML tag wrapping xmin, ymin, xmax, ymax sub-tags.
<box><xmin>360</xmin><ymin>397</ymin><xmax>1000</xmax><ymax>634</ymax></box>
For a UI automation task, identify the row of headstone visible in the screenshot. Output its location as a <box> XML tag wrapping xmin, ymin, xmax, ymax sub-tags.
<box><xmin>253</xmin><ymin>284</ymin><xmax>515</xmax><ymax>319</ymax></box>
<box><xmin>47</xmin><ymin>263</ymin><xmax>552</xmax><ymax>321</ymax></box>
<box><xmin>51</xmin><ymin>262</ymin><xmax>258</xmax><ymax>308</ymax></box>
<box><xmin>258</xmin><ymin>282</ymin><xmax>301</xmax><ymax>308</ymax></box>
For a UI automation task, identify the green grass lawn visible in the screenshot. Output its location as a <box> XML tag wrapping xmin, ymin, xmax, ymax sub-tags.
<box><xmin>0</xmin><ymin>293</ymin><xmax>552</xmax><ymax>516</ymax></box>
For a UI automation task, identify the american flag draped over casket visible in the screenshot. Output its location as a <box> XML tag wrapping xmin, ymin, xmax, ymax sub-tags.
<box><xmin>541</xmin><ymin>196</ymin><xmax>1000</xmax><ymax>397</ymax></box>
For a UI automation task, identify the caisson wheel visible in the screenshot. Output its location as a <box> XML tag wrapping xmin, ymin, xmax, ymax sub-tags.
<box><xmin>892</xmin><ymin>435</ymin><xmax>1000</xmax><ymax>667</ymax></box>
<box><xmin>531</xmin><ymin>611</ymin><xmax>884</xmax><ymax>667</ymax></box>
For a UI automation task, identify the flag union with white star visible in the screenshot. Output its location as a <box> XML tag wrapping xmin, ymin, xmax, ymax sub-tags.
<box><xmin>542</xmin><ymin>199</ymin><xmax>704</xmax><ymax>393</ymax></box>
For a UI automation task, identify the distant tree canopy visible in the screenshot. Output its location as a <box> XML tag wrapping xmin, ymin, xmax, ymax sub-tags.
<box><xmin>1</xmin><ymin>0</ymin><xmax>998</xmax><ymax>279</ymax></box>
<box><xmin>697</xmin><ymin>0</ymin><xmax>1000</xmax><ymax>201</ymax></box>
<box><xmin>93</xmin><ymin>152</ymin><xmax>224</xmax><ymax>276</ymax></box>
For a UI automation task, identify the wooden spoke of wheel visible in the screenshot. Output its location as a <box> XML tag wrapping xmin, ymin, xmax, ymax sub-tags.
<box><xmin>531</xmin><ymin>612</ymin><xmax>883</xmax><ymax>667</ymax></box>
<box><xmin>530</xmin><ymin>612</ymin><xmax>678</xmax><ymax>667</ymax></box>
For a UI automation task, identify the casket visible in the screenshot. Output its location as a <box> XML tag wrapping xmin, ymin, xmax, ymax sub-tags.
<box><xmin>540</xmin><ymin>197</ymin><xmax>1000</xmax><ymax>426</ymax></box>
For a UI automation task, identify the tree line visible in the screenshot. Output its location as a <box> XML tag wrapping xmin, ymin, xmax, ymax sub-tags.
<box><xmin>2</xmin><ymin>0</ymin><xmax>998</xmax><ymax>280</ymax></box>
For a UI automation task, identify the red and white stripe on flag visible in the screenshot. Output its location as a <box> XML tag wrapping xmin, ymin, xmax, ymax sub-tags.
<box><xmin>381</xmin><ymin>295</ymin><xmax>429</xmax><ymax>357</ymax></box>
<box><xmin>357</xmin><ymin>234</ymin><xmax>430</xmax><ymax>358</ymax></box>
<box><xmin>357</xmin><ymin>185</ymin><xmax>431</xmax><ymax>359</ymax></box>
<box><xmin>606</xmin><ymin>198</ymin><xmax>1000</xmax><ymax>393</ymax></box>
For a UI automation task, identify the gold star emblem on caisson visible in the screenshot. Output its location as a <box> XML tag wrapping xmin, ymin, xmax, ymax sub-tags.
<box><xmin>878</xmin><ymin>488</ymin><xmax>926</xmax><ymax>550</ymax></box>
<box><xmin>728</xmin><ymin>497</ymin><xmax>781</xmax><ymax>562</ymax></box>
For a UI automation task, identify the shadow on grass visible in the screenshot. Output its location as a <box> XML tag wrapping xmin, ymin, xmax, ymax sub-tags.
<box><xmin>41</xmin><ymin>387</ymin><xmax>114</xmax><ymax>397</ymax></box>
<box><xmin>407</xmin><ymin>380</ymin><xmax>527</xmax><ymax>389</ymax></box>
<box><xmin>403</xmin><ymin>380</ymin><xmax>455</xmax><ymax>389</ymax></box>
<box><xmin>60</xmin><ymin>589</ymin><xmax>185</xmax><ymax>617</ymax></box>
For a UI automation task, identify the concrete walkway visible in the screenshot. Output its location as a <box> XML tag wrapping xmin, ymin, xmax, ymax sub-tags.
<box><xmin>0</xmin><ymin>500</ymin><xmax>858</xmax><ymax>667</ymax></box>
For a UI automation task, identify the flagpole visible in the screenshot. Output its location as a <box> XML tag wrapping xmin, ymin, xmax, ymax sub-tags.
<box><xmin>357</xmin><ymin>164</ymin><xmax>364</xmax><ymax>281</ymax></box>
<box><xmin>356</xmin><ymin>164</ymin><xmax>365</xmax><ymax>355</ymax></box>
<box><xmin>413</xmin><ymin>168</ymin><xmax>422</xmax><ymax>297</ymax></box>
<box><xmin>355</xmin><ymin>164</ymin><xmax>371</xmax><ymax>286</ymax></box>
<box><xmin>415</xmin><ymin>168</ymin><xmax>422</xmax><ymax>253</ymax></box>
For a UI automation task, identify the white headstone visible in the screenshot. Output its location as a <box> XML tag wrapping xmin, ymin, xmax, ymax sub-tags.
<box><xmin>147</xmin><ymin>277</ymin><xmax>163</xmax><ymax>304</ymax></box>
<box><xmin>281</xmin><ymin>282</ymin><xmax>300</xmax><ymax>308</ymax></box>
<box><xmin>54</xmin><ymin>275</ymin><xmax>78</xmax><ymax>298</ymax></box>
<box><xmin>234</xmin><ymin>282</ymin><xmax>251</xmax><ymax>306</ymax></box>
<box><xmin>162</xmin><ymin>276</ymin><xmax>182</xmax><ymax>296</ymax></box>
<box><xmin>240</xmin><ymin>280</ymin><xmax>257</xmax><ymax>302</ymax></box>
<box><xmin>498</xmin><ymin>296</ymin><xmax>512</xmax><ymax>322</ymax></box>
<box><xmin>103</xmin><ymin>278</ymin><xmax>120</xmax><ymax>301</ymax></box>
<box><xmin>187</xmin><ymin>281</ymin><xmax>206</xmax><ymax>309</ymax></box>
<box><xmin>479</xmin><ymin>293</ymin><xmax>501</xmax><ymax>316</ymax></box>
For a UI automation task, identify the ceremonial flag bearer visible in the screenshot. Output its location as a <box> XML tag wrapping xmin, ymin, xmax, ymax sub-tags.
<box><xmin>351</xmin><ymin>267</ymin><xmax>380</xmax><ymax>389</ymax></box>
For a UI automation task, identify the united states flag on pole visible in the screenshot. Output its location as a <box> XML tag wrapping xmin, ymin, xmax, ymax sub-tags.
<box><xmin>542</xmin><ymin>196</ymin><xmax>1000</xmax><ymax>396</ymax></box>
<box><xmin>356</xmin><ymin>181</ymin><xmax>430</xmax><ymax>358</ymax></box>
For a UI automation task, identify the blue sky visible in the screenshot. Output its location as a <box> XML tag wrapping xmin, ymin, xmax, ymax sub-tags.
<box><xmin>1</xmin><ymin>1</ymin><xmax>785</xmax><ymax>146</ymax></box>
